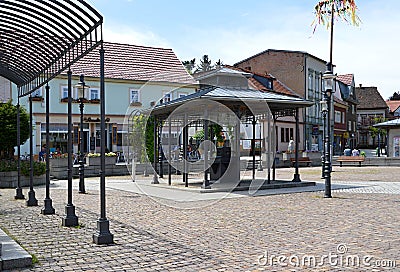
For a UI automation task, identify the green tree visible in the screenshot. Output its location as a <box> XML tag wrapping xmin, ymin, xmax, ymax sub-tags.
<box><xmin>196</xmin><ymin>55</ymin><xmax>213</xmax><ymax>73</ymax></box>
<box><xmin>388</xmin><ymin>91</ymin><xmax>400</xmax><ymax>100</ymax></box>
<box><xmin>129</xmin><ymin>114</ymin><xmax>154</xmax><ymax>163</ymax></box>
<box><xmin>368</xmin><ymin>116</ymin><xmax>387</xmax><ymax>147</ymax></box>
<box><xmin>215</xmin><ymin>59</ymin><xmax>223</xmax><ymax>69</ymax></box>
<box><xmin>182</xmin><ymin>58</ymin><xmax>196</xmax><ymax>74</ymax></box>
<box><xmin>0</xmin><ymin>101</ymin><xmax>30</xmax><ymax>159</ymax></box>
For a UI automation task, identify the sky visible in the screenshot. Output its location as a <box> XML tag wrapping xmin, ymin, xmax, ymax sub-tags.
<box><xmin>87</xmin><ymin>0</ymin><xmax>400</xmax><ymax>100</ymax></box>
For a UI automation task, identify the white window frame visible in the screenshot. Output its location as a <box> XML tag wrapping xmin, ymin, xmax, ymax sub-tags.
<box><xmin>61</xmin><ymin>85</ymin><xmax>69</xmax><ymax>99</ymax></box>
<box><xmin>90</xmin><ymin>88</ymin><xmax>100</xmax><ymax>100</ymax></box>
<box><xmin>130</xmin><ymin>88</ymin><xmax>140</xmax><ymax>104</ymax></box>
<box><xmin>335</xmin><ymin>111</ymin><xmax>341</xmax><ymax>123</ymax></box>
<box><xmin>308</xmin><ymin>71</ymin><xmax>314</xmax><ymax>90</ymax></box>
<box><xmin>32</xmin><ymin>87</ymin><xmax>43</xmax><ymax>97</ymax></box>
<box><xmin>162</xmin><ymin>91</ymin><xmax>171</xmax><ymax>103</ymax></box>
<box><xmin>178</xmin><ymin>92</ymin><xmax>188</xmax><ymax>98</ymax></box>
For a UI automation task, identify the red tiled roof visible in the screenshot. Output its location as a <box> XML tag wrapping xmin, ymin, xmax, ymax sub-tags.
<box><xmin>336</xmin><ymin>74</ymin><xmax>354</xmax><ymax>85</ymax></box>
<box><xmin>386</xmin><ymin>100</ymin><xmax>400</xmax><ymax>113</ymax></box>
<box><xmin>69</xmin><ymin>42</ymin><xmax>196</xmax><ymax>84</ymax></box>
<box><xmin>225</xmin><ymin>65</ymin><xmax>301</xmax><ymax>97</ymax></box>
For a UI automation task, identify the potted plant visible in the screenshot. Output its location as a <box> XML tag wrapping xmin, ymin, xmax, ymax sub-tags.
<box><xmin>0</xmin><ymin>160</ymin><xmax>46</xmax><ymax>188</ymax></box>
<box><xmin>90</xmin><ymin>98</ymin><xmax>100</xmax><ymax>104</ymax></box>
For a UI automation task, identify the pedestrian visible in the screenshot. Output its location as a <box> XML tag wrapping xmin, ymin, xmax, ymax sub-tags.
<box><xmin>39</xmin><ymin>145</ymin><xmax>46</xmax><ymax>161</ymax></box>
<box><xmin>288</xmin><ymin>138</ymin><xmax>295</xmax><ymax>153</ymax></box>
<box><xmin>352</xmin><ymin>148</ymin><xmax>360</xmax><ymax>156</ymax></box>
<box><xmin>343</xmin><ymin>145</ymin><xmax>351</xmax><ymax>156</ymax></box>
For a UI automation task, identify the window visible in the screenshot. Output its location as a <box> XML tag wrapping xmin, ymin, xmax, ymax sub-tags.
<box><xmin>178</xmin><ymin>92</ymin><xmax>188</xmax><ymax>98</ymax></box>
<box><xmin>335</xmin><ymin>111</ymin><xmax>341</xmax><ymax>123</ymax></box>
<box><xmin>315</xmin><ymin>74</ymin><xmax>320</xmax><ymax>92</ymax></box>
<box><xmin>348</xmin><ymin>121</ymin><xmax>352</xmax><ymax>131</ymax></box>
<box><xmin>162</xmin><ymin>91</ymin><xmax>171</xmax><ymax>103</ymax></box>
<box><xmin>61</xmin><ymin>85</ymin><xmax>68</xmax><ymax>99</ymax></box>
<box><xmin>130</xmin><ymin>89</ymin><xmax>140</xmax><ymax>103</ymax></box>
<box><xmin>90</xmin><ymin>89</ymin><xmax>99</xmax><ymax>100</ymax></box>
<box><xmin>61</xmin><ymin>85</ymin><xmax>82</xmax><ymax>100</ymax></box>
<box><xmin>281</xmin><ymin>127</ymin><xmax>293</xmax><ymax>143</ymax></box>
<box><xmin>32</xmin><ymin>87</ymin><xmax>42</xmax><ymax>97</ymax></box>
<box><xmin>308</xmin><ymin>71</ymin><xmax>314</xmax><ymax>90</ymax></box>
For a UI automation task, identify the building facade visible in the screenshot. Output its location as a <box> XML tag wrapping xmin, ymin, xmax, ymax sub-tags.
<box><xmin>234</xmin><ymin>49</ymin><xmax>327</xmax><ymax>152</ymax></box>
<box><xmin>334</xmin><ymin>74</ymin><xmax>358</xmax><ymax>154</ymax></box>
<box><xmin>356</xmin><ymin>85</ymin><xmax>389</xmax><ymax>148</ymax></box>
<box><xmin>11</xmin><ymin>42</ymin><xmax>197</xmax><ymax>156</ymax></box>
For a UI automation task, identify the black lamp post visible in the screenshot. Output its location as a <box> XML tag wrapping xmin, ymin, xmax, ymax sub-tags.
<box><xmin>321</xmin><ymin>71</ymin><xmax>335</xmax><ymax>198</ymax></box>
<box><xmin>76</xmin><ymin>74</ymin><xmax>89</xmax><ymax>194</ymax></box>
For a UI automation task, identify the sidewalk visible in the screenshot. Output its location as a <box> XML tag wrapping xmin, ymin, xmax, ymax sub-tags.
<box><xmin>0</xmin><ymin>166</ymin><xmax>399</xmax><ymax>271</ymax></box>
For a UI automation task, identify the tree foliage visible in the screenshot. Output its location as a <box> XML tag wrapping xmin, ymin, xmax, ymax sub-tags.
<box><xmin>0</xmin><ymin>101</ymin><xmax>30</xmax><ymax>159</ymax></box>
<box><xmin>182</xmin><ymin>55</ymin><xmax>225</xmax><ymax>74</ymax></box>
<box><xmin>196</xmin><ymin>55</ymin><xmax>213</xmax><ymax>72</ymax></box>
<box><xmin>182</xmin><ymin>58</ymin><xmax>196</xmax><ymax>74</ymax></box>
<box><xmin>129</xmin><ymin>114</ymin><xmax>154</xmax><ymax>163</ymax></box>
<box><xmin>388</xmin><ymin>91</ymin><xmax>400</xmax><ymax>101</ymax></box>
<box><xmin>368</xmin><ymin>116</ymin><xmax>387</xmax><ymax>141</ymax></box>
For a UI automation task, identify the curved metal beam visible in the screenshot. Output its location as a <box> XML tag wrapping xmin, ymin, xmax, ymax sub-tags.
<box><xmin>0</xmin><ymin>0</ymin><xmax>103</xmax><ymax>95</ymax></box>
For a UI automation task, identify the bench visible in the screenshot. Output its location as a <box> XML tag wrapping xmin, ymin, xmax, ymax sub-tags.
<box><xmin>290</xmin><ymin>157</ymin><xmax>312</xmax><ymax>167</ymax></box>
<box><xmin>336</xmin><ymin>156</ymin><xmax>365</xmax><ymax>167</ymax></box>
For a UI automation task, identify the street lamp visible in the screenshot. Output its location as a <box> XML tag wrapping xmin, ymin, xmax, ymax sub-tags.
<box><xmin>322</xmin><ymin>71</ymin><xmax>336</xmax><ymax>198</ymax></box>
<box><xmin>75</xmin><ymin>74</ymin><xmax>90</xmax><ymax>194</ymax></box>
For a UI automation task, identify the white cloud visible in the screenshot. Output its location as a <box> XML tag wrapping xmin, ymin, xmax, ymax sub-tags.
<box><xmin>103</xmin><ymin>25</ymin><xmax>171</xmax><ymax>49</ymax></box>
<box><xmin>98</xmin><ymin>1</ymin><xmax>399</xmax><ymax>99</ymax></box>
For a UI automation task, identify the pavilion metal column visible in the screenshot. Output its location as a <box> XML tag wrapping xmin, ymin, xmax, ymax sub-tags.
<box><xmin>168</xmin><ymin>118</ymin><xmax>172</xmax><ymax>186</ymax></box>
<box><xmin>27</xmin><ymin>94</ymin><xmax>38</xmax><ymax>206</ymax></box>
<box><xmin>41</xmin><ymin>84</ymin><xmax>55</xmax><ymax>215</ymax></box>
<box><xmin>267</xmin><ymin>115</ymin><xmax>271</xmax><ymax>183</ymax></box>
<box><xmin>63</xmin><ymin>70</ymin><xmax>78</xmax><ymax>226</ymax></box>
<box><xmin>152</xmin><ymin>117</ymin><xmax>159</xmax><ymax>184</ymax></box>
<box><xmin>93</xmin><ymin>46</ymin><xmax>114</xmax><ymax>244</ymax></box>
<box><xmin>292</xmin><ymin>108</ymin><xmax>301</xmax><ymax>182</ymax></box>
<box><xmin>15</xmin><ymin>96</ymin><xmax>24</xmax><ymax>199</ymax></box>
<box><xmin>252</xmin><ymin>115</ymin><xmax>256</xmax><ymax>180</ymax></box>
<box><xmin>183</xmin><ymin>114</ymin><xmax>188</xmax><ymax>187</ymax></box>
<box><xmin>272</xmin><ymin>114</ymin><xmax>277</xmax><ymax>182</ymax></box>
<box><xmin>159</xmin><ymin>121</ymin><xmax>163</xmax><ymax>179</ymax></box>
<box><xmin>202</xmin><ymin>112</ymin><xmax>210</xmax><ymax>189</ymax></box>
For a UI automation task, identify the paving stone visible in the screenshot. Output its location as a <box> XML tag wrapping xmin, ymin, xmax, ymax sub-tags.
<box><xmin>0</xmin><ymin>166</ymin><xmax>399</xmax><ymax>271</ymax></box>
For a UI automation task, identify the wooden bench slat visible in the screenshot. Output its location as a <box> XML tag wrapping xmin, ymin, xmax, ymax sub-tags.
<box><xmin>336</xmin><ymin>156</ymin><xmax>365</xmax><ymax>167</ymax></box>
<box><xmin>290</xmin><ymin>157</ymin><xmax>312</xmax><ymax>166</ymax></box>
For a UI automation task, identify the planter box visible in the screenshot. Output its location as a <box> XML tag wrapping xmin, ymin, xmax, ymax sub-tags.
<box><xmin>0</xmin><ymin>171</ymin><xmax>45</xmax><ymax>188</ymax></box>
<box><xmin>87</xmin><ymin>156</ymin><xmax>116</xmax><ymax>166</ymax></box>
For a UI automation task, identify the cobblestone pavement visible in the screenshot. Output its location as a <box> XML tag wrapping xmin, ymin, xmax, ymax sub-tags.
<box><xmin>0</xmin><ymin>166</ymin><xmax>399</xmax><ymax>271</ymax></box>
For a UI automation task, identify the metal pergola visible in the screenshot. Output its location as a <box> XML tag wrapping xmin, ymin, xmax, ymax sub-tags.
<box><xmin>0</xmin><ymin>0</ymin><xmax>112</xmax><ymax>244</ymax></box>
<box><xmin>149</xmin><ymin>86</ymin><xmax>313</xmax><ymax>189</ymax></box>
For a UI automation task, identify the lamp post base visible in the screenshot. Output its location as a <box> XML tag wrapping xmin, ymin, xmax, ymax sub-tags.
<box><xmin>292</xmin><ymin>173</ymin><xmax>301</xmax><ymax>182</ymax></box>
<box><xmin>26</xmin><ymin>190</ymin><xmax>38</xmax><ymax>206</ymax></box>
<box><xmin>152</xmin><ymin>174</ymin><xmax>159</xmax><ymax>184</ymax></box>
<box><xmin>62</xmin><ymin>205</ymin><xmax>79</xmax><ymax>227</ymax></box>
<box><xmin>15</xmin><ymin>188</ymin><xmax>25</xmax><ymax>200</ymax></box>
<box><xmin>93</xmin><ymin>219</ymin><xmax>114</xmax><ymax>245</ymax></box>
<box><xmin>41</xmin><ymin>198</ymin><xmax>55</xmax><ymax>215</ymax></box>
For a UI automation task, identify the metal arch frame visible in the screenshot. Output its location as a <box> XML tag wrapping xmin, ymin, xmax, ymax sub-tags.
<box><xmin>0</xmin><ymin>0</ymin><xmax>103</xmax><ymax>96</ymax></box>
<box><xmin>0</xmin><ymin>0</ymin><xmax>113</xmax><ymax>245</ymax></box>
